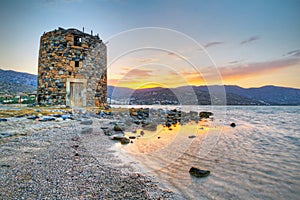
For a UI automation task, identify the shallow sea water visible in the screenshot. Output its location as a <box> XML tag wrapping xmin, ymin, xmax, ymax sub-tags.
<box><xmin>113</xmin><ymin>106</ymin><xmax>300</xmax><ymax>199</ymax></box>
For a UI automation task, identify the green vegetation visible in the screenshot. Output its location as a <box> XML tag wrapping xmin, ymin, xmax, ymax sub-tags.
<box><xmin>0</xmin><ymin>96</ymin><xmax>36</xmax><ymax>104</ymax></box>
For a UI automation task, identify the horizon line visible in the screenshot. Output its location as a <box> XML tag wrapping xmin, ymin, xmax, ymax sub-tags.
<box><xmin>108</xmin><ymin>84</ymin><xmax>300</xmax><ymax>90</ymax></box>
<box><xmin>1</xmin><ymin>68</ymin><xmax>300</xmax><ymax>90</ymax></box>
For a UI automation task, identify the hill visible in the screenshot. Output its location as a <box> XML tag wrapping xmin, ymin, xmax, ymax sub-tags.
<box><xmin>109</xmin><ymin>85</ymin><xmax>300</xmax><ymax>105</ymax></box>
<box><xmin>0</xmin><ymin>69</ymin><xmax>37</xmax><ymax>94</ymax></box>
<box><xmin>197</xmin><ymin>85</ymin><xmax>300</xmax><ymax>105</ymax></box>
<box><xmin>1</xmin><ymin>69</ymin><xmax>299</xmax><ymax>105</ymax></box>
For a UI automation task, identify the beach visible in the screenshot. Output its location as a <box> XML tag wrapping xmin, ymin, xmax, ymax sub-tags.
<box><xmin>0</xmin><ymin>107</ymin><xmax>175</xmax><ymax>199</ymax></box>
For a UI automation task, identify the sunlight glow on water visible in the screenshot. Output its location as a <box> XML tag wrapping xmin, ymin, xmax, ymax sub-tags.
<box><xmin>122</xmin><ymin>121</ymin><xmax>221</xmax><ymax>155</ymax></box>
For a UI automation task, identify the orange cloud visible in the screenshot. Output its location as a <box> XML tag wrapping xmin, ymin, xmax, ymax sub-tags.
<box><xmin>120</xmin><ymin>68</ymin><xmax>152</xmax><ymax>77</ymax></box>
<box><xmin>217</xmin><ymin>57</ymin><xmax>300</xmax><ymax>81</ymax></box>
<box><xmin>108</xmin><ymin>56</ymin><xmax>300</xmax><ymax>89</ymax></box>
<box><xmin>107</xmin><ymin>78</ymin><xmax>119</xmax><ymax>86</ymax></box>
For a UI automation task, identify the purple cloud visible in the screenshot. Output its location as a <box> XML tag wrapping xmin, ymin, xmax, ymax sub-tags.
<box><xmin>218</xmin><ymin>57</ymin><xmax>300</xmax><ymax>79</ymax></box>
<box><xmin>285</xmin><ymin>49</ymin><xmax>300</xmax><ymax>57</ymax></box>
<box><xmin>204</xmin><ymin>41</ymin><xmax>224</xmax><ymax>48</ymax></box>
<box><xmin>228</xmin><ymin>60</ymin><xmax>243</xmax><ymax>64</ymax></box>
<box><xmin>240</xmin><ymin>36</ymin><xmax>260</xmax><ymax>45</ymax></box>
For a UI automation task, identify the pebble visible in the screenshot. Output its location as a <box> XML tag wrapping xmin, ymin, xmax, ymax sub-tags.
<box><xmin>80</xmin><ymin>127</ymin><xmax>93</xmax><ymax>134</ymax></box>
<box><xmin>80</xmin><ymin>119</ymin><xmax>93</xmax><ymax>125</ymax></box>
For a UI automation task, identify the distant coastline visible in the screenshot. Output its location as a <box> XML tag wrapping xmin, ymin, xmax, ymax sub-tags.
<box><xmin>1</xmin><ymin>68</ymin><xmax>300</xmax><ymax>106</ymax></box>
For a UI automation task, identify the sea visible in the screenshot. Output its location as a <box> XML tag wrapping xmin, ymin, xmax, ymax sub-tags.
<box><xmin>112</xmin><ymin>105</ymin><xmax>300</xmax><ymax>200</ymax></box>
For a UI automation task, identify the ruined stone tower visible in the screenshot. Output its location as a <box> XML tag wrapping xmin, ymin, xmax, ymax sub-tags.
<box><xmin>37</xmin><ymin>27</ymin><xmax>107</xmax><ymax>107</ymax></box>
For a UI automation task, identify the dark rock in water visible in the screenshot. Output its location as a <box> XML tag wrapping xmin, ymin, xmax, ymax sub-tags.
<box><xmin>143</xmin><ymin>123</ymin><xmax>157</xmax><ymax>131</ymax></box>
<box><xmin>129</xmin><ymin>108</ymin><xmax>149</xmax><ymax>120</ymax></box>
<box><xmin>133</xmin><ymin>120</ymin><xmax>141</xmax><ymax>125</ymax></box>
<box><xmin>109</xmin><ymin>134</ymin><xmax>126</xmax><ymax>140</ymax></box>
<box><xmin>52</xmin><ymin>114</ymin><xmax>62</xmax><ymax>118</ymax></box>
<box><xmin>102</xmin><ymin>129</ymin><xmax>112</xmax><ymax>136</ymax></box>
<box><xmin>165</xmin><ymin>122</ymin><xmax>172</xmax><ymax>128</ymax></box>
<box><xmin>80</xmin><ymin>119</ymin><xmax>93</xmax><ymax>125</ymax></box>
<box><xmin>199</xmin><ymin>111</ymin><xmax>213</xmax><ymax>119</ymax></box>
<box><xmin>101</xmin><ymin>126</ymin><xmax>109</xmax><ymax>130</ymax></box>
<box><xmin>230</xmin><ymin>123</ymin><xmax>236</xmax><ymax>127</ymax></box>
<box><xmin>120</xmin><ymin>137</ymin><xmax>130</xmax><ymax>144</ymax></box>
<box><xmin>188</xmin><ymin>135</ymin><xmax>196</xmax><ymax>139</ymax></box>
<box><xmin>189</xmin><ymin>167</ymin><xmax>210</xmax><ymax>178</ymax></box>
<box><xmin>110</xmin><ymin>133</ymin><xmax>130</xmax><ymax>144</ymax></box>
<box><xmin>166</xmin><ymin>109</ymin><xmax>182</xmax><ymax>125</ymax></box>
<box><xmin>80</xmin><ymin>127</ymin><xmax>93</xmax><ymax>134</ymax></box>
<box><xmin>0</xmin><ymin>118</ymin><xmax>8</xmax><ymax>122</ymax></box>
<box><xmin>114</xmin><ymin>124</ymin><xmax>123</xmax><ymax>132</ymax></box>
<box><xmin>129</xmin><ymin>136</ymin><xmax>136</xmax><ymax>139</ymax></box>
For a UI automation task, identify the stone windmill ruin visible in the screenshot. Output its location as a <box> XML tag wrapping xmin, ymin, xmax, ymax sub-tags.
<box><xmin>37</xmin><ymin>27</ymin><xmax>107</xmax><ymax>107</ymax></box>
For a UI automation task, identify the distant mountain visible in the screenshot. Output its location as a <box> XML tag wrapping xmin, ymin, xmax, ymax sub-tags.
<box><xmin>1</xmin><ymin>69</ymin><xmax>300</xmax><ymax>105</ymax></box>
<box><xmin>197</xmin><ymin>85</ymin><xmax>300</xmax><ymax>105</ymax></box>
<box><xmin>108</xmin><ymin>86</ymin><xmax>135</xmax><ymax>99</ymax></box>
<box><xmin>0</xmin><ymin>69</ymin><xmax>37</xmax><ymax>94</ymax></box>
<box><xmin>109</xmin><ymin>85</ymin><xmax>300</xmax><ymax>105</ymax></box>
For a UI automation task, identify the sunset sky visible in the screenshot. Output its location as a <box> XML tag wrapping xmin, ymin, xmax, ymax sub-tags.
<box><xmin>0</xmin><ymin>0</ymin><xmax>299</xmax><ymax>89</ymax></box>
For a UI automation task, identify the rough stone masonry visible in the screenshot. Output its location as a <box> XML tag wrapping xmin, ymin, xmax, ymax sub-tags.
<box><xmin>37</xmin><ymin>27</ymin><xmax>107</xmax><ymax>107</ymax></box>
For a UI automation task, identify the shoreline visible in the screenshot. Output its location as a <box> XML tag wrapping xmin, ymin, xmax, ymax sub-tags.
<box><xmin>0</xmin><ymin>105</ymin><xmax>217</xmax><ymax>199</ymax></box>
<box><xmin>2</xmin><ymin>105</ymin><xmax>299</xmax><ymax>199</ymax></box>
<box><xmin>0</xmin><ymin>116</ymin><xmax>175</xmax><ymax>199</ymax></box>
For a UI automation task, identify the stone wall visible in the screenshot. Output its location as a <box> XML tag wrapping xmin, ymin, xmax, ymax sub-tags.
<box><xmin>37</xmin><ymin>27</ymin><xmax>107</xmax><ymax>107</ymax></box>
